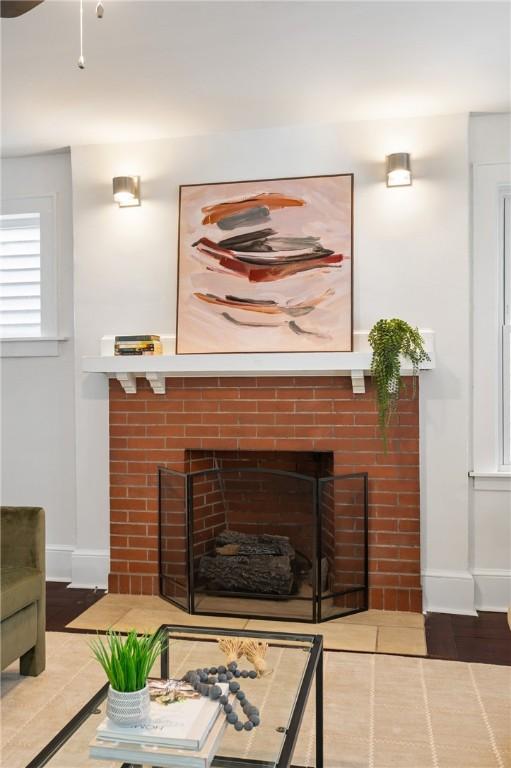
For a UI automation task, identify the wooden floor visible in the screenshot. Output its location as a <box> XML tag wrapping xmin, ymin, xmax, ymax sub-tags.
<box><xmin>425</xmin><ymin>610</ymin><xmax>511</xmax><ymax>666</ymax></box>
<box><xmin>45</xmin><ymin>581</ymin><xmax>106</xmax><ymax>631</ymax></box>
<box><xmin>46</xmin><ymin>582</ymin><xmax>510</xmax><ymax>665</ymax></box>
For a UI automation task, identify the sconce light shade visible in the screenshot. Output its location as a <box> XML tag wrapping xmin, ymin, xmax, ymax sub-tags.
<box><xmin>386</xmin><ymin>153</ymin><xmax>412</xmax><ymax>187</ymax></box>
<box><xmin>112</xmin><ymin>176</ymin><xmax>141</xmax><ymax>207</ymax></box>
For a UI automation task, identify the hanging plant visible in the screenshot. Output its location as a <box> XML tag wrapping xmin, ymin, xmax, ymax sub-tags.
<box><xmin>368</xmin><ymin>319</ymin><xmax>430</xmax><ymax>450</ymax></box>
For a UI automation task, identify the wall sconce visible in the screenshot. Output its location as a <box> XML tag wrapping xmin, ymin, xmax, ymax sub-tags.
<box><xmin>112</xmin><ymin>176</ymin><xmax>141</xmax><ymax>207</ymax></box>
<box><xmin>386</xmin><ymin>153</ymin><xmax>412</xmax><ymax>187</ymax></box>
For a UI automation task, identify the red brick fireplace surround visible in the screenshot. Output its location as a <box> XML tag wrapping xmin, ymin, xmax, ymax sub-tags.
<box><xmin>109</xmin><ymin>375</ymin><xmax>421</xmax><ymax>611</ymax></box>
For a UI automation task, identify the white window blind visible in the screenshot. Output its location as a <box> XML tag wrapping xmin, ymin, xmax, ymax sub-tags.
<box><xmin>0</xmin><ymin>196</ymin><xmax>56</xmax><ymax>341</ymax></box>
<box><xmin>0</xmin><ymin>211</ymin><xmax>42</xmax><ymax>337</ymax></box>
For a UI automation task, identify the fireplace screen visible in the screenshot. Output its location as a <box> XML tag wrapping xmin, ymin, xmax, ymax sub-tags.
<box><xmin>159</xmin><ymin>462</ymin><xmax>368</xmax><ymax>623</ymax></box>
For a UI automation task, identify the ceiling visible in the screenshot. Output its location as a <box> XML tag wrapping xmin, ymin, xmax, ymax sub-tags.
<box><xmin>1</xmin><ymin>1</ymin><xmax>509</xmax><ymax>156</ymax></box>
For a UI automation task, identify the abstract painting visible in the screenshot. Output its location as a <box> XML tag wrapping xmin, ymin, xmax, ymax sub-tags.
<box><xmin>176</xmin><ymin>174</ymin><xmax>353</xmax><ymax>354</ymax></box>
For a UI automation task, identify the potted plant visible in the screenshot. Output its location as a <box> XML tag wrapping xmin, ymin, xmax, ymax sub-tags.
<box><xmin>90</xmin><ymin>628</ymin><xmax>164</xmax><ymax>726</ymax></box>
<box><xmin>368</xmin><ymin>319</ymin><xmax>430</xmax><ymax>450</ymax></box>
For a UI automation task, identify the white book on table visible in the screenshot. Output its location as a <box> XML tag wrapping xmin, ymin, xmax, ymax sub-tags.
<box><xmin>96</xmin><ymin>683</ymin><xmax>228</xmax><ymax>751</ymax></box>
<box><xmin>90</xmin><ymin>695</ymin><xmax>233</xmax><ymax>768</ymax></box>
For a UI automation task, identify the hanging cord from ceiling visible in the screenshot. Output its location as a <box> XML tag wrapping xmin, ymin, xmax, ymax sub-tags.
<box><xmin>77</xmin><ymin>0</ymin><xmax>84</xmax><ymax>68</ymax></box>
<box><xmin>77</xmin><ymin>0</ymin><xmax>104</xmax><ymax>70</ymax></box>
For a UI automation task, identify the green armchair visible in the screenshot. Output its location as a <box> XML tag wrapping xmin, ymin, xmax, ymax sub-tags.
<box><xmin>1</xmin><ymin>506</ymin><xmax>46</xmax><ymax>675</ymax></box>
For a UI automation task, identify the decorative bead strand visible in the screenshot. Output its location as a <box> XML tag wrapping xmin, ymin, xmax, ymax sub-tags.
<box><xmin>183</xmin><ymin>661</ymin><xmax>260</xmax><ymax>731</ymax></box>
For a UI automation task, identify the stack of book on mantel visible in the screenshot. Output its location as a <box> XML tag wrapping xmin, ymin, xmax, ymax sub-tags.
<box><xmin>114</xmin><ymin>334</ymin><xmax>162</xmax><ymax>355</ymax></box>
<box><xmin>89</xmin><ymin>679</ymin><xmax>231</xmax><ymax>768</ymax></box>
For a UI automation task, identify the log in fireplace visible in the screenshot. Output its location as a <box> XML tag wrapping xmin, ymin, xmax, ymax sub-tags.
<box><xmin>158</xmin><ymin>451</ymin><xmax>368</xmax><ymax>623</ymax></box>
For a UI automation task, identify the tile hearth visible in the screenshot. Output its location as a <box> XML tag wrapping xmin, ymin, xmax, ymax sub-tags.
<box><xmin>67</xmin><ymin>594</ymin><xmax>427</xmax><ymax>655</ymax></box>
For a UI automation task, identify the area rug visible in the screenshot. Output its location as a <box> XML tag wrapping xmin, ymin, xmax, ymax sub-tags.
<box><xmin>1</xmin><ymin>632</ymin><xmax>509</xmax><ymax>768</ymax></box>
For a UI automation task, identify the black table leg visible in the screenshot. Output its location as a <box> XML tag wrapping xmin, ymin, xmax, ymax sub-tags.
<box><xmin>160</xmin><ymin>631</ymin><xmax>169</xmax><ymax>678</ymax></box>
<box><xmin>315</xmin><ymin>650</ymin><xmax>324</xmax><ymax>768</ymax></box>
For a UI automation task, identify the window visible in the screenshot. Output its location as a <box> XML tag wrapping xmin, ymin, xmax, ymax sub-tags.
<box><xmin>471</xmin><ymin>159</ymin><xmax>511</xmax><ymax>487</ymax></box>
<box><xmin>0</xmin><ymin>212</ymin><xmax>41</xmax><ymax>337</ymax></box>
<box><xmin>0</xmin><ymin>196</ymin><xmax>56</xmax><ymax>340</ymax></box>
<box><xmin>503</xmin><ymin>195</ymin><xmax>511</xmax><ymax>466</ymax></box>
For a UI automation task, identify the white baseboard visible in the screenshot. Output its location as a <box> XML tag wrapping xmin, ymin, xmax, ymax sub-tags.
<box><xmin>46</xmin><ymin>545</ymin><xmax>74</xmax><ymax>582</ymax></box>
<box><xmin>422</xmin><ymin>570</ymin><xmax>477</xmax><ymax>615</ymax></box>
<box><xmin>473</xmin><ymin>569</ymin><xmax>511</xmax><ymax>611</ymax></box>
<box><xmin>70</xmin><ymin>549</ymin><xmax>109</xmax><ymax>589</ymax></box>
<box><xmin>46</xmin><ymin>546</ymin><xmax>109</xmax><ymax>588</ymax></box>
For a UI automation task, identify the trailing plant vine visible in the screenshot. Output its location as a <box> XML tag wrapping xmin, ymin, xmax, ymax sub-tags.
<box><xmin>368</xmin><ymin>319</ymin><xmax>430</xmax><ymax>450</ymax></box>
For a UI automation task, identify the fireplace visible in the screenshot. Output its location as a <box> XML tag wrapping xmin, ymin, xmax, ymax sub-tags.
<box><xmin>158</xmin><ymin>450</ymin><xmax>368</xmax><ymax>623</ymax></box>
<box><xmin>108</xmin><ymin>375</ymin><xmax>421</xmax><ymax>612</ymax></box>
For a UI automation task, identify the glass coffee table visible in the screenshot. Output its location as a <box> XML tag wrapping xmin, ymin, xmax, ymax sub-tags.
<box><xmin>27</xmin><ymin>625</ymin><xmax>324</xmax><ymax>768</ymax></box>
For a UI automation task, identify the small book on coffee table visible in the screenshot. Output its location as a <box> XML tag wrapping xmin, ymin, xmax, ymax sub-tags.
<box><xmin>89</xmin><ymin>703</ymin><xmax>229</xmax><ymax>768</ymax></box>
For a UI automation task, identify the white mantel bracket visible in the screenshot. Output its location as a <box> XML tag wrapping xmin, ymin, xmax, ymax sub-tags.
<box><xmin>116</xmin><ymin>372</ymin><xmax>137</xmax><ymax>394</ymax></box>
<box><xmin>350</xmin><ymin>370</ymin><xmax>366</xmax><ymax>394</ymax></box>
<box><xmin>146</xmin><ymin>372</ymin><xmax>166</xmax><ymax>395</ymax></box>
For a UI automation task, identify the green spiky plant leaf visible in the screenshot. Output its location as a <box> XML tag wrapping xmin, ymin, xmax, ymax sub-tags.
<box><xmin>368</xmin><ymin>319</ymin><xmax>430</xmax><ymax>451</ymax></box>
<box><xmin>90</xmin><ymin>628</ymin><xmax>164</xmax><ymax>692</ymax></box>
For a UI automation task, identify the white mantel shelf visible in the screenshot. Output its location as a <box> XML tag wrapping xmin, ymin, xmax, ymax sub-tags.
<box><xmin>82</xmin><ymin>331</ymin><xmax>435</xmax><ymax>395</ymax></box>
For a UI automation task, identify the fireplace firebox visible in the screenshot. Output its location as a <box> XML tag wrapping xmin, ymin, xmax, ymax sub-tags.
<box><xmin>158</xmin><ymin>453</ymin><xmax>368</xmax><ymax>623</ymax></box>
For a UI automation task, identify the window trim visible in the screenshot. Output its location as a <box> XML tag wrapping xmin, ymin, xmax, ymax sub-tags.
<box><xmin>0</xmin><ymin>194</ymin><xmax>57</xmax><ymax>340</ymax></box>
<box><xmin>502</xmin><ymin>194</ymin><xmax>511</xmax><ymax>467</ymax></box>
<box><xmin>0</xmin><ymin>194</ymin><xmax>64</xmax><ymax>357</ymax></box>
<box><xmin>0</xmin><ymin>335</ymin><xmax>68</xmax><ymax>358</ymax></box>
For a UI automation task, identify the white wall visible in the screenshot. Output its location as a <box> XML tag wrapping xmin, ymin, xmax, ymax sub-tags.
<box><xmin>6</xmin><ymin>116</ymin><xmax>503</xmax><ymax>611</ymax></box>
<box><xmin>0</xmin><ymin>151</ymin><xmax>76</xmax><ymax>580</ymax></box>
<box><xmin>469</xmin><ymin>113</ymin><xmax>511</xmax><ymax>611</ymax></box>
<box><xmin>71</xmin><ymin>113</ymin><xmax>474</xmax><ymax>609</ymax></box>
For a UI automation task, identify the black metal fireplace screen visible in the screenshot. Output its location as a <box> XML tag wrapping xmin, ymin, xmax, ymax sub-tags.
<box><xmin>158</xmin><ymin>465</ymin><xmax>368</xmax><ymax>623</ymax></box>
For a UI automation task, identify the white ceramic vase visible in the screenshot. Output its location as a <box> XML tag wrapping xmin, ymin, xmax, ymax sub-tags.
<box><xmin>106</xmin><ymin>683</ymin><xmax>151</xmax><ymax>726</ymax></box>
